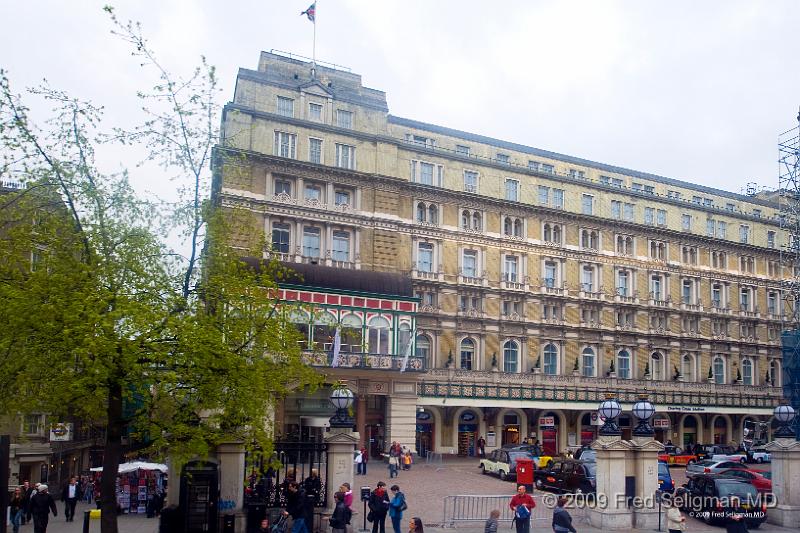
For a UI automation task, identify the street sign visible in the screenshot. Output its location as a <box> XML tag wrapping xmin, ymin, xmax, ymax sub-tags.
<box><xmin>49</xmin><ymin>423</ymin><xmax>73</xmax><ymax>442</ymax></box>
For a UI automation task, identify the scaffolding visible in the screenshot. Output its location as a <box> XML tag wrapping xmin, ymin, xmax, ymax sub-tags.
<box><xmin>779</xmin><ymin>109</ymin><xmax>800</xmax><ymax>438</ymax></box>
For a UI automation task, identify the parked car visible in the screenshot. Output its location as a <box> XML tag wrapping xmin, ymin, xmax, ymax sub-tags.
<box><xmin>717</xmin><ymin>469</ymin><xmax>772</xmax><ymax>494</ymax></box>
<box><xmin>708</xmin><ymin>445</ymin><xmax>748</xmax><ymax>463</ymax></box>
<box><xmin>676</xmin><ymin>473</ymin><xmax>767</xmax><ymax>528</ymax></box>
<box><xmin>686</xmin><ymin>459</ymin><xmax>749</xmax><ymax>476</ymax></box>
<box><xmin>501</xmin><ymin>445</ymin><xmax>555</xmax><ymax>468</ymax></box>
<box><xmin>658</xmin><ymin>445</ymin><xmax>698</xmax><ymax>466</ymax></box>
<box><xmin>657</xmin><ymin>461</ymin><xmax>674</xmax><ymax>493</ymax></box>
<box><xmin>533</xmin><ymin>459</ymin><xmax>596</xmax><ymax>494</ymax></box>
<box><xmin>692</xmin><ymin>444</ymin><xmax>713</xmax><ymax>461</ymax></box>
<box><xmin>479</xmin><ymin>449</ymin><xmax>535</xmax><ymax>481</ymax></box>
<box><xmin>573</xmin><ymin>447</ymin><xmax>595</xmax><ymax>463</ymax></box>
<box><xmin>747</xmin><ymin>446</ymin><xmax>772</xmax><ymax>464</ymax></box>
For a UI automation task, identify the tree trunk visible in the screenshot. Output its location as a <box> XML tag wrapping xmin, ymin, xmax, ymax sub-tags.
<box><xmin>100</xmin><ymin>381</ymin><xmax>123</xmax><ymax>533</ymax></box>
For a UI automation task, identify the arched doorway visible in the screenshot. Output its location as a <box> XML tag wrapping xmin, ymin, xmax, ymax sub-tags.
<box><xmin>415</xmin><ymin>409</ymin><xmax>435</xmax><ymax>458</ymax></box>
<box><xmin>457</xmin><ymin>410</ymin><xmax>480</xmax><ymax>456</ymax></box>
<box><xmin>712</xmin><ymin>415</ymin><xmax>730</xmax><ymax>445</ymax></box>
<box><xmin>539</xmin><ymin>411</ymin><xmax>561</xmax><ymax>455</ymax></box>
<box><xmin>653</xmin><ymin>415</ymin><xmax>671</xmax><ymax>443</ymax></box>
<box><xmin>681</xmin><ymin>415</ymin><xmax>699</xmax><ymax>446</ymax></box>
<box><xmin>579</xmin><ymin>412</ymin><xmax>597</xmax><ymax>446</ymax></box>
<box><xmin>501</xmin><ymin>412</ymin><xmax>521</xmax><ymax>446</ymax></box>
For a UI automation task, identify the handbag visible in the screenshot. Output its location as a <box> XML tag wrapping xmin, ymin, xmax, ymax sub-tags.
<box><xmin>367</xmin><ymin>511</ymin><xmax>374</xmax><ymax>523</ymax></box>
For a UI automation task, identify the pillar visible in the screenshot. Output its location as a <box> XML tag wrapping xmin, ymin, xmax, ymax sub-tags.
<box><xmin>385</xmin><ymin>394</ymin><xmax>417</xmax><ymax>453</ymax></box>
<box><xmin>630</xmin><ymin>436</ymin><xmax>663</xmax><ymax>529</ymax></box>
<box><xmin>217</xmin><ymin>442</ymin><xmax>247</xmax><ymax>531</ymax></box>
<box><xmin>356</xmin><ymin>394</ymin><xmax>367</xmax><ymax>449</ymax></box>
<box><xmin>587</xmin><ymin>435</ymin><xmax>633</xmax><ymax>530</ymax></box>
<box><xmin>764</xmin><ymin>438</ymin><xmax>800</xmax><ymax>527</ymax></box>
<box><xmin>324</xmin><ymin>428</ymin><xmax>360</xmax><ymax>511</ymax></box>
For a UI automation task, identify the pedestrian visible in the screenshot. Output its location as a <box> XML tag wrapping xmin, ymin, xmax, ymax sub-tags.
<box><xmin>552</xmin><ymin>497</ymin><xmax>576</xmax><ymax>533</ymax></box>
<box><xmin>355</xmin><ymin>449</ymin><xmax>364</xmax><ymax>475</ymax></box>
<box><xmin>665</xmin><ymin>497</ymin><xmax>686</xmax><ymax>533</ymax></box>
<box><xmin>360</xmin><ymin>447</ymin><xmax>369</xmax><ymax>475</ymax></box>
<box><xmin>388</xmin><ymin>455</ymin><xmax>399</xmax><ymax>478</ymax></box>
<box><xmin>283</xmin><ymin>481</ymin><xmax>309</xmax><ymax>533</ymax></box>
<box><xmin>20</xmin><ymin>480</ymin><xmax>33</xmax><ymax>525</ymax></box>
<box><xmin>408</xmin><ymin>517</ymin><xmax>424</xmax><ymax>533</ymax></box>
<box><xmin>330</xmin><ymin>491</ymin><xmax>353</xmax><ymax>533</ymax></box>
<box><xmin>258</xmin><ymin>518</ymin><xmax>271</xmax><ymax>533</ymax></box>
<box><xmin>10</xmin><ymin>486</ymin><xmax>23</xmax><ymax>533</ymax></box>
<box><xmin>477</xmin><ymin>436</ymin><xmax>486</xmax><ymax>458</ymax></box>
<box><xmin>61</xmin><ymin>476</ymin><xmax>79</xmax><ymax>522</ymax></box>
<box><xmin>29</xmin><ymin>484</ymin><xmax>57</xmax><ymax>533</ymax></box>
<box><xmin>84</xmin><ymin>479</ymin><xmax>94</xmax><ymax>503</ymax></box>
<box><xmin>368</xmin><ymin>481</ymin><xmax>390</xmax><ymax>533</ymax></box>
<box><xmin>304</xmin><ymin>469</ymin><xmax>322</xmax><ymax>506</ymax></box>
<box><xmin>388</xmin><ymin>485</ymin><xmax>407</xmax><ymax>533</ymax></box>
<box><xmin>402</xmin><ymin>451</ymin><xmax>413</xmax><ymax>471</ymax></box>
<box><xmin>509</xmin><ymin>484</ymin><xmax>535</xmax><ymax>533</ymax></box>
<box><xmin>484</xmin><ymin>509</ymin><xmax>500</xmax><ymax>533</ymax></box>
<box><xmin>725</xmin><ymin>513</ymin><xmax>749</xmax><ymax>533</ymax></box>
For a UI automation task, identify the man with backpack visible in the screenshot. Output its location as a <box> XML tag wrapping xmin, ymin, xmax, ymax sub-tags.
<box><xmin>509</xmin><ymin>485</ymin><xmax>535</xmax><ymax>533</ymax></box>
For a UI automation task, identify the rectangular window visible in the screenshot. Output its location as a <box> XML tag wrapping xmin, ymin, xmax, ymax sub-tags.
<box><xmin>420</xmin><ymin>163</ymin><xmax>434</xmax><ymax>185</ymax></box>
<box><xmin>336</xmin><ymin>109</ymin><xmax>353</xmax><ymax>129</ymax></box>
<box><xmin>463</xmin><ymin>170</ymin><xmax>478</xmax><ymax>193</ymax></box>
<box><xmin>726</xmin><ymin>202</ymin><xmax>736</xmax><ymax>211</ymax></box>
<box><xmin>667</xmin><ymin>190</ymin><xmax>681</xmax><ymax>199</ymax></box>
<box><xmin>528</xmin><ymin>160</ymin><xmax>540</xmax><ymax>171</ymax></box>
<box><xmin>692</xmin><ymin>195</ymin><xmax>702</xmax><ymax>205</ymax></box>
<box><xmin>274</xmin><ymin>179</ymin><xmax>292</xmax><ymax>196</ymax></box>
<box><xmin>277</xmin><ymin>96</ymin><xmax>294</xmax><ymax>117</ymax></box>
<box><xmin>656</xmin><ymin>209</ymin><xmax>667</xmax><ymax>225</ymax></box>
<box><xmin>632</xmin><ymin>182</ymin><xmax>643</xmax><ymax>192</ymax></box>
<box><xmin>581</xmin><ymin>266</ymin><xmax>594</xmax><ymax>292</ymax></box>
<box><xmin>611</xmin><ymin>177</ymin><xmax>624</xmax><ymax>187</ymax></box>
<box><xmin>650</xmin><ymin>275</ymin><xmax>663</xmax><ymax>300</ymax></box>
<box><xmin>332</xmin><ymin>231</ymin><xmax>350</xmax><ymax>262</ymax></box>
<box><xmin>418</xmin><ymin>243</ymin><xmax>434</xmax><ymax>272</ymax></box>
<box><xmin>335</xmin><ymin>144</ymin><xmax>355</xmax><ymax>169</ymax></box>
<box><xmin>752</xmin><ymin>208</ymin><xmax>762</xmax><ymax>218</ymax></box>
<box><xmin>582</xmin><ymin>194</ymin><xmax>593</xmax><ymax>215</ymax></box>
<box><xmin>712</xmin><ymin>284</ymin><xmax>721</xmax><ymax>308</ymax></box>
<box><xmin>552</xmin><ymin>189</ymin><xmax>564</xmax><ymax>209</ymax></box>
<box><xmin>496</xmin><ymin>153</ymin><xmax>510</xmax><ymax>165</ymax></box>
<box><xmin>505</xmin><ymin>179</ymin><xmax>519</xmax><ymax>201</ymax></box>
<box><xmin>302</xmin><ymin>227</ymin><xmax>321</xmax><ymax>258</ymax></box>
<box><xmin>600</xmin><ymin>175</ymin><xmax>610</xmax><ymax>185</ymax></box>
<box><xmin>611</xmin><ymin>200</ymin><xmax>621</xmax><ymax>219</ymax></box>
<box><xmin>542</xmin><ymin>164</ymin><xmax>554</xmax><ymax>174</ymax></box>
<box><xmin>538</xmin><ymin>186</ymin><xmax>549</xmax><ymax>206</ymax></box>
<box><xmin>717</xmin><ymin>221</ymin><xmax>727</xmax><ymax>239</ymax></box>
<box><xmin>544</xmin><ymin>261</ymin><xmax>557</xmax><ymax>287</ymax></box>
<box><xmin>273</xmin><ymin>131</ymin><xmax>297</xmax><ymax>159</ymax></box>
<box><xmin>308</xmin><ymin>102</ymin><xmax>323</xmax><ymax>121</ymax></box>
<box><xmin>767</xmin><ymin>231</ymin><xmax>776</xmax><ymax>249</ymax></box>
<box><xmin>456</xmin><ymin>145</ymin><xmax>471</xmax><ymax>156</ymax></box>
<box><xmin>644</xmin><ymin>185</ymin><xmax>655</xmax><ymax>194</ymax></box>
<box><xmin>462</xmin><ymin>250</ymin><xmax>478</xmax><ymax>278</ymax></box>
<box><xmin>623</xmin><ymin>203</ymin><xmax>634</xmax><ymax>221</ymax></box>
<box><xmin>617</xmin><ymin>270</ymin><xmax>629</xmax><ymax>296</ymax></box>
<box><xmin>304</xmin><ymin>184</ymin><xmax>321</xmax><ymax>201</ymax></box>
<box><xmin>569</xmin><ymin>169</ymin><xmax>586</xmax><ymax>180</ymax></box>
<box><xmin>682</xmin><ymin>213</ymin><xmax>692</xmax><ymax>231</ymax></box>
<box><xmin>271</xmin><ymin>223</ymin><xmax>291</xmax><ymax>253</ymax></box>
<box><xmin>740</xmin><ymin>287</ymin><xmax>750</xmax><ymax>309</ymax></box>
<box><xmin>682</xmin><ymin>279</ymin><xmax>693</xmax><ymax>304</ymax></box>
<box><xmin>706</xmin><ymin>219</ymin><xmax>716</xmax><ymax>237</ymax></box>
<box><xmin>739</xmin><ymin>225</ymin><xmax>750</xmax><ymax>244</ymax></box>
<box><xmin>334</xmin><ymin>190</ymin><xmax>350</xmax><ymax>206</ymax></box>
<box><xmin>504</xmin><ymin>255</ymin><xmax>518</xmax><ymax>282</ymax></box>
<box><xmin>644</xmin><ymin>207</ymin><xmax>654</xmax><ymax>225</ymax></box>
<box><xmin>768</xmin><ymin>292</ymin><xmax>778</xmax><ymax>315</ymax></box>
<box><xmin>309</xmin><ymin>137</ymin><xmax>322</xmax><ymax>164</ymax></box>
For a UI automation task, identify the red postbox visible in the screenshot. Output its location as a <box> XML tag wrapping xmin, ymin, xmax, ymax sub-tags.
<box><xmin>515</xmin><ymin>457</ymin><xmax>534</xmax><ymax>486</ymax></box>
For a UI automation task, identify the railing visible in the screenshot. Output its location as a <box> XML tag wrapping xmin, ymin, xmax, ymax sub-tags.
<box><xmin>303</xmin><ymin>351</ymin><xmax>426</xmax><ymax>372</ymax></box>
<box><xmin>442</xmin><ymin>494</ymin><xmax>577</xmax><ymax>528</ymax></box>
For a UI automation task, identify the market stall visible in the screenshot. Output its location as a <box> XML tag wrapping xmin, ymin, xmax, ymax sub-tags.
<box><xmin>90</xmin><ymin>461</ymin><xmax>168</xmax><ymax>515</ymax></box>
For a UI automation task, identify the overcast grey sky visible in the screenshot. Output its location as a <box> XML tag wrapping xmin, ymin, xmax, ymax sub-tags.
<box><xmin>2</xmin><ymin>0</ymin><xmax>799</xmax><ymax>200</ymax></box>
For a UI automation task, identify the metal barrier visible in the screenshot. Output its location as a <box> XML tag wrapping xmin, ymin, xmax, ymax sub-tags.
<box><xmin>424</xmin><ymin>451</ymin><xmax>443</xmax><ymax>465</ymax></box>
<box><xmin>442</xmin><ymin>494</ymin><xmax>586</xmax><ymax>528</ymax></box>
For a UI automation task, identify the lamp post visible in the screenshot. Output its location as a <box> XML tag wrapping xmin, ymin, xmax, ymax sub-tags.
<box><xmin>329</xmin><ymin>385</ymin><xmax>355</xmax><ymax>429</ymax></box>
<box><xmin>598</xmin><ymin>394</ymin><xmax>622</xmax><ymax>436</ymax></box>
<box><xmin>631</xmin><ymin>395</ymin><xmax>656</xmax><ymax>437</ymax></box>
<box><xmin>773</xmin><ymin>401</ymin><xmax>797</xmax><ymax>439</ymax></box>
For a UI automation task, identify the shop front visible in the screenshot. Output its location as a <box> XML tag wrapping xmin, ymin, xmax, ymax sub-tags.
<box><xmin>539</xmin><ymin>414</ymin><xmax>558</xmax><ymax>456</ymax></box>
<box><xmin>653</xmin><ymin>417</ymin><xmax>671</xmax><ymax>443</ymax></box>
<box><xmin>457</xmin><ymin>411</ymin><xmax>479</xmax><ymax>456</ymax></box>
<box><xmin>712</xmin><ymin>417</ymin><xmax>728</xmax><ymax>445</ymax></box>
<box><xmin>501</xmin><ymin>413</ymin><xmax>520</xmax><ymax>446</ymax></box>
<box><xmin>682</xmin><ymin>415</ymin><xmax>698</xmax><ymax>446</ymax></box>
<box><xmin>415</xmin><ymin>410</ymin><xmax>434</xmax><ymax>458</ymax></box>
<box><xmin>580</xmin><ymin>413</ymin><xmax>597</xmax><ymax>447</ymax></box>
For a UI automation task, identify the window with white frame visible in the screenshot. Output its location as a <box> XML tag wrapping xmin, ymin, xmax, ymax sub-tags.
<box><xmin>739</xmin><ymin>224</ymin><xmax>750</xmax><ymax>244</ymax></box>
<box><xmin>644</xmin><ymin>207</ymin><xmax>655</xmax><ymax>225</ymax></box>
<box><xmin>543</xmin><ymin>260</ymin><xmax>558</xmax><ymax>288</ymax></box>
<box><xmin>542</xmin><ymin>222</ymin><xmax>561</xmax><ymax>244</ymax></box>
<box><xmin>505</xmin><ymin>216</ymin><xmax>525</xmax><ymax>238</ymax></box>
<box><xmin>712</xmin><ymin>251</ymin><xmax>727</xmax><ymax>269</ymax></box>
<box><xmin>767</xmin><ymin>230</ymin><xmax>776</xmax><ymax>249</ymax></box>
<box><xmin>334</xmin><ymin>189</ymin><xmax>351</xmax><ymax>207</ymax></box>
<box><xmin>336</xmin><ymin>109</ymin><xmax>353</xmax><ymax>129</ymax></box>
<box><xmin>542</xmin><ymin>163</ymin><xmax>554</xmax><ymax>174</ymax></box>
<box><xmin>505</xmin><ymin>179</ymin><xmax>519</xmax><ymax>201</ymax></box>
<box><xmin>528</xmin><ymin>160</ymin><xmax>540</xmax><ymax>171</ymax></box>
<box><xmin>681</xmin><ymin>245</ymin><xmax>698</xmax><ymax>265</ymax></box>
<box><xmin>504</xmin><ymin>340</ymin><xmax>519</xmax><ymax>373</ymax></box>
<box><xmin>456</xmin><ymin>145</ymin><xmax>471</xmax><ymax>156</ymax></box>
<box><xmin>335</xmin><ymin>143</ymin><xmax>355</xmax><ymax>169</ymax></box>
<box><xmin>553</xmin><ymin>188</ymin><xmax>564</xmax><ymax>209</ymax></box>
<box><xmin>706</xmin><ymin>219</ymin><xmax>716</xmax><ymax>237</ymax></box>
<box><xmin>538</xmin><ymin>185</ymin><xmax>549</xmax><ymax>206</ymax></box>
<box><xmin>711</xmin><ymin>282</ymin><xmax>723</xmax><ymax>308</ymax></box>
<box><xmin>581</xmin><ymin>264</ymin><xmax>596</xmax><ymax>292</ymax></box>
<box><xmin>496</xmin><ymin>153</ymin><xmax>510</xmax><ymax>165</ymax></box>
<box><xmin>714</xmin><ymin>356</ymin><xmax>725</xmax><ymax>384</ymax></box>
<box><xmin>503</xmin><ymin>255</ymin><xmax>519</xmax><ymax>282</ymax></box>
<box><xmin>656</xmin><ymin>209</ymin><xmax>667</xmax><ymax>226</ymax></box>
<box><xmin>616</xmin><ymin>234</ymin><xmax>634</xmax><ymax>255</ymax></box>
<box><xmin>650</xmin><ymin>273</ymin><xmax>664</xmax><ymax>300</ymax></box>
<box><xmin>271</xmin><ymin>222</ymin><xmax>291</xmax><ymax>253</ymax></box>
<box><xmin>543</xmin><ymin>343</ymin><xmax>558</xmax><ymax>375</ymax></box>
<box><xmin>302</xmin><ymin>226</ymin><xmax>321</xmax><ymax>258</ymax></box>
<box><xmin>462</xmin><ymin>249</ymin><xmax>478</xmax><ymax>278</ymax></box>
<box><xmin>623</xmin><ymin>202</ymin><xmax>634</xmax><ymax>221</ymax></box>
<box><xmin>416</xmin><ymin>202</ymin><xmax>438</xmax><ymax>225</ymax></box>
<box><xmin>368</xmin><ymin>316</ymin><xmax>391</xmax><ymax>354</ymax></box>
<box><xmin>332</xmin><ymin>231</ymin><xmax>350</xmax><ymax>262</ymax></box>
<box><xmin>308</xmin><ymin>102</ymin><xmax>323</xmax><ymax>121</ymax></box>
<box><xmin>274</xmin><ymin>178</ymin><xmax>292</xmax><ymax>196</ymax></box>
<box><xmin>415</xmin><ymin>335</ymin><xmax>431</xmax><ymax>366</ymax></box>
<box><xmin>668</xmin><ymin>190</ymin><xmax>682</xmax><ymax>200</ymax></box>
<box><xmin>309</xmin><ymin>137</ymin><xmax>323</xmax><ymax>164</ymax></box>
<box><xmin>580</xmin><ymin>228</ymin><xmax>599</xmax><ymax>250</ymax></box>
<box><xmin>461</xmin><ymin>209</ymin><xmax>482</xmax><ymax>231</ymax></box>
<box><xmin>742</xmin><ymin>358</ymin><xmax>753</xmax><ymax>385</ymax></box>
<box><xmin>581</xmin><ymin>194</ymin><xmax>594</xmax><ymax>215</ymax></box>
<box><xmin>617</xmin><ymin>350</ymin><xmax>631</xmax><ymax>379</ymax></box>
<box><xmin>277</xmin><ymin>96</ymin><xmax>294</xmax><ymax>117</ymax></box>
<box><xmin>739</xmin><ymin>285</ymin><xmax>753</xmax><ymax>311</ymax></box>
<box><xmin>767</xmin><ymin>291</ymin><xmax>778</xmax><ymax>316</ymax></box>
<box><xmin>464</xmin><ymin>170</ymin><xmax>479</xmax><ymax>193</ymax></box>
<box><xmin>460</xmin><ymin>338</ymin><xmax>475</xmax><ymax>370</ymax></box>
<box><xmin>649</xmin><ymin>240</ymin><xmax>667</xmax><ymax>260</ymax></box>
<box><xmin>617</xmin><ymin>269</ymin><xmax>630</xmax><ymax>296</ymax></box>
<box><xmin>582</xmin><ymin>347</ymin><xmax>595</xmax><ymax>377</ymax></box>
<box><xmin>682</xmin><ymin>213</ymin><xmax>692</xmax><ymax>231</ymax></box>
<box><xmin>682</xmin><ymin>354</ymin><xmax>695</xmax><ymax>382</ymax></box>
<box><xmin>651</xmin><ymin>352</ymin><xmax>664</xmax><ymax>380</ymax></box>
<box><xmin>417</xmin><ymin>242</ymin><xmax>434</xmax><ymax>272</ymax></box>
<box><xmin>682</xmin><ymin>278</ymin><xmax>695</xmax><ymax>304</ymax></box>
<box><xmin>569</xmin><ymin>169</ymin><xmax>586</xmax><ymax>180</ymax></box>
<box><xmin>304</xmin><ymin>183</ymin><xmax>322</xmax><ymax>202</ymax></box>
<box><xmin>407</xmin><ymin>134</ymin><xmax>435</xmax><ymax>148</ymax></box>
<box><xmin>717</xmin><ymin>221</ymin><xmax>727</xmax><ymax>239</ymax></box>
<box><xmin>274</xmin><ymin>131</ymin><xmax>297</xmax><ymax>158</ymax></box>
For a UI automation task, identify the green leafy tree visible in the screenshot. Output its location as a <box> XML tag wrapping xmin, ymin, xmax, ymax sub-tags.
<box><xmin>0</xmin><ymin>9</ymin><xmax>319</xmax><ymax>533</ymax></box>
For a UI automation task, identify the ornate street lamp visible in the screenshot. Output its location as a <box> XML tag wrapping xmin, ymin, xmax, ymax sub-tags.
<box><xmin>598</xmin><ymin>394</ymin><xmax>622</xmax><ymax>436</ymax></box>
<box><xmin>631</xmin><ymin>394</ymin><xmax>656</xmax><ymax>437</ymax></box>
<box><xmin>329</xmin><ymin>384</ymin><xmax>355</xmax><ymax>428</ymax></box>
<box><xmin>773</xmin><ymin>401</ymin><xmax>797</xmax><ymax>438</ymax></box>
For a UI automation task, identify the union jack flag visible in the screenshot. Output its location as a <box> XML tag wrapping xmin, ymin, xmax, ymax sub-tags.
<box><xmin>300</xmin><ymin>2</ymin><xmax>316</xmax><ymax>22</ymax></box>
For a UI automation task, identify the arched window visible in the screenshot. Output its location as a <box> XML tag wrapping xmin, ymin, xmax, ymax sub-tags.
<box><xmin>428</xmin><ymin>205</ymin><xmax>438</xmax><ymax>224</ymax></box>
<box><xmin>682</xmin><ymin>354</ymin><xmax>694</xmax><ymax>382</ymax></box>
<box><xmin>341</xmin><ymin>313</ymin><xmax>363</xmax><ymax>352</ymax></box>
<box><xmin>460</xmin><ymin>338</ymin><xmax>475</xmax><ymax>370</ymax></box>
<box><xmin>289</xmin><ymin>308</ymin><xmax>310</xmax><ymax>348</ymax></box>
<box><xmin>461</xmin><ymin>210</ymin><xmax>470</xmax><ymax>229</ymax></box>
<box><xmin>472</xmin><ymin>212</ymin><xmax>482</xmax><ymax>231</ymax></box>
<box><xmin>651</xmin><ymin>352</ymin><xmax>663</xmax><ymax>380</ymax></box>
<box><xmin>398</xmin><ymin>322</ymin><xmax>412</xmax><ymax>356</ymax></box>
<box><xmin>553</xmin><ymin>225</ymin><xmax>561</xmax><ymax>243</ymax></box>
<box><xmin>617</xmin><ymin>350</ymin><xmax>631</xmax><ymax>379</ymax></box>
<box><xmin>503</xmin><ymin>340</ymin><xmax>519</xmax><ymax>373</ymax></box>
<box><xmin>770</xmin><ymin>360</ymin><xmax>780</xmax><ymax>386</ymax></box>
<box><xmin>514</xmin><ymin>219</ymin><xmax>523</xmax><ymax>237</ymax></box>
<box><xmin>544</xmin><ymin>343</ymin><xmax>558</xmax><ymax>375</ymax></box>
<box><xmin>416</xmin><ymin>202</ymin><xmax>426</xmax><ymax>222</ymax></box>
<box><xmin>582</xmin><ymin>347</ymin><xmax>595</xmax><ymax>377</ymax></box>
<box><xmin>714</xmin><ymin>356</ymin><xmax>725</xmax><ymax>384</ymax></box>
<box><xmin>504</xmin><ymin>217</ymin><xmax>513</xmax><ymax>236</ymax></box>
<box><xmin>742</xmin><ymin>358</ymin><xmax>753</xmax><ymax>385</ymax></box>
<box><xmin>415</xmin><ymin>334</ymin><xmax>431</xmax><ymax>367</ymax></box>
<box><xmin>312</xmin><ymin>311</ymin><xmax>337</xmax><ymax>350</ymax></box>
<box><xmin>543</xmin><ymin>223</ymin><xmax>552</xmax><ymax>242</ymax></box>
<box><xmin>368</xmin><ymin>316</ymin><xmax>391</xmax><ymax>355</ymax></box>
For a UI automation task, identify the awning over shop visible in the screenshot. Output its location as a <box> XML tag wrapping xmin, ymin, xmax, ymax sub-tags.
<box><xmin>89</xmin><ymin>461</ymin><xmax>167</xmax><ymax>474</ymax></box>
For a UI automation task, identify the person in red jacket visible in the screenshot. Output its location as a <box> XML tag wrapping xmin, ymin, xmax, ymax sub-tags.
<box><xmin>508</xmin><ymin>485</ymin><xmax>535</xmax><ymax>533</ymax></box>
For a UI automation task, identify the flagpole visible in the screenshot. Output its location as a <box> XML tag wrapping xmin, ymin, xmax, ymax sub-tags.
<box><xmin>312</xmin><ymin>2</ymin><xmax>317</xmax><ymax>76</ymax></box>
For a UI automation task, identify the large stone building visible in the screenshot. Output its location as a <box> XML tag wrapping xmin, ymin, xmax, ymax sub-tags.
<box><xmin>213</xmin><ymin>52</ymin><xmax>786</xmax><ymax>458</ymax></box>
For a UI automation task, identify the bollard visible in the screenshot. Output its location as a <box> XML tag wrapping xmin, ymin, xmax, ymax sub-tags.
<box><xmin>83</xmin><ymin>510</ymin><xmax>90</xmax><ymax>533</ymax></box>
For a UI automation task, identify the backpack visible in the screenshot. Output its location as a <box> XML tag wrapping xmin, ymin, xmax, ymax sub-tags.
<box><xmin>515</xmin><ymin>504</ymin><xmax>531</xmax><ymax>520</ymax></box>
<box><xmin>400</xmin><ymin>493</ymin><xmax>408</xmax><ymax>512</ymax></box>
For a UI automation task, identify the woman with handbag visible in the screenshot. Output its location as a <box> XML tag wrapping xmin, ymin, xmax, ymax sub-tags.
<box><xmin>388</xmin><ymin>485</ymin><xmax>407</xmax><ymax>533</ymax></box>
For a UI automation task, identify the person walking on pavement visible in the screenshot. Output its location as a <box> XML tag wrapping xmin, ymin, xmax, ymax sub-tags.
<box><xmin>62</xmin><ymin>476</ymin><xmax>79</xmax><ymax>522</ymax></box>
<box><xmin>283</xmin><ymin>481</ymin><xmax>309</xmax><ymax>533</ymax></box>
<box><xmin>388</xmin><ymin>455</ymin><xmax>399</xmax><ymax>478</ymax></box>
<box><xmin>477</xmin><ymin>436</ymin><xmax>486</xmax><ymax>458</ymax></box>
<box><xmin>407</xmin><ymin>517</ymin><xmax>424</xmax><ymax>533</ymax></box>
<box><xmin>20</xmin><ymin>480</ymin><xmax>33</xmax><ymax>525</ymax></box>
<box><xmin>509</xmin><ymin>484</ymin><xmax>535</xmax><ymax>533</ymax></box>
<box><xmin>329</xmin><ymin>491</ymin><xmax>352</xmax><ymax>533</ymax></box>
<box><xmin>360</xmin><ymin>447</ymin><xmax>369</xmax><ymax>475</ymax></box>
<box><xmin>388</xmin><ymin>485</ymin><xmax>407</xmax><ymax>533</ymax></box>
<box><xmin>484</xmin><ymin>509</ymin><xmax>500</xmax><ymax>533</ymax></box>
<box><xmin>10</xmin><ymin>486</ymin><xmax>23</xmax><ymax>533</ymax></box>
<box><xmin>551</xmin><ymin>497</ymin><xmax>577</xmax><ymax>533</ymax></box>
<box><xmin>368</xmin><ymin>481</ymin><xmax>390</xmax><ymax>533</ymax></box>
<box><xmin>725</xmin><ymin>513</ymin><xmax>749</xmax><ymax>533</ymax></box>
<box><xmin>665</xmin><ymin>497</ymin><xmax>686</xmax><ymax>533</ymax></box>
<box><xmin>29</xmin><ymin>484</ymin><xmax>57</xmax><ymax>533</ymax></box>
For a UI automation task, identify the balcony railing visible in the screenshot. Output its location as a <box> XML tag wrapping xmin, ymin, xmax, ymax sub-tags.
<box><xmin>681</xmin><ymin>302</ymin><xmax>703</xmax><ymax>312</ymax></box>
<box><xmin>419</xmin><ymin>369</ymin><xmax>781</xmax><ymax>408</ymax></box>
<box><xmin>303</xmin><ymin>351</ymin><xmax>426</xmax><ymax>372</ymax></box>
